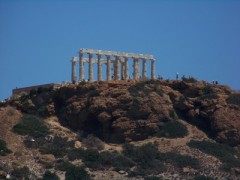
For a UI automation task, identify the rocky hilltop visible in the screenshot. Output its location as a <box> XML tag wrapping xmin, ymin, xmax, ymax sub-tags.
<box><xmin>0</xmin><ymin>79</ymin><xmax>240</xmax><ymax>179</ymax></box>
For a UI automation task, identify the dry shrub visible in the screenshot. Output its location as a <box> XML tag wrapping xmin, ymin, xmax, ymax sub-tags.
<box><xmin>82</xmin><ymin>134</ymin><xmax>104</xmax><ymax>150</ymax></box>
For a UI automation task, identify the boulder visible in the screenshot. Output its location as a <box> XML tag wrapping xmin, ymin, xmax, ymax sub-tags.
<box><xmin>39</xmin><ymin>154</ymin><xmax>56</xmax><ymax>164</ymax></box>
<box><xmin>74</xmin><ymin>141</ymin><xmax>82</xmax><ymax>149</ymax></box>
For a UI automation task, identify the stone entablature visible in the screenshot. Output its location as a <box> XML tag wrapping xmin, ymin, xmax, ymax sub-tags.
<box><xmin>71</xmin><ymin>48</ymin><xmax>156</xmax><ymax>82</ymax></box>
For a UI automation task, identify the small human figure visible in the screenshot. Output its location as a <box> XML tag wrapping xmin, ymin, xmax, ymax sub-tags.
<box><xmin>176</xmin><ymin>72</ymin><xmax>179</xmax><ymax>80</ymax></box>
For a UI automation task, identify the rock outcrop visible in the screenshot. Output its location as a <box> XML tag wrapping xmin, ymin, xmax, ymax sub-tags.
<box><xmin>5</xmin><ymin>79</ymin><xmax>240</xmax><ymax>147</ymax></box>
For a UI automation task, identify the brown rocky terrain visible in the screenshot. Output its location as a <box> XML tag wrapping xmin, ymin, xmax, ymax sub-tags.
<box><xmin>0</xmin><ymin>79</ymin><xmax>240</xmax><ymax>179</ymax></box>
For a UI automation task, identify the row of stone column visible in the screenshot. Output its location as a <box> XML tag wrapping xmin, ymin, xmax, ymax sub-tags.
<box><xmin>71</xmin><ymin>52</ymin><xmax>155</xmax><ymax>82</ymax></box>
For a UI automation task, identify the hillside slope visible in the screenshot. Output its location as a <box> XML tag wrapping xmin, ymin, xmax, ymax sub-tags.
<box><xmin>0</xmin><ymin>79</ymin><xmax>240</xmax><ymax>179</ymax></box>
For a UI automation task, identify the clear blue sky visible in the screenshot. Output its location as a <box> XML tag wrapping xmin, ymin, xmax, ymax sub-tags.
<box><xmin>1</xmin><ymin>0</ymin><xmax>240</xmax><ymax>100</ymax></box>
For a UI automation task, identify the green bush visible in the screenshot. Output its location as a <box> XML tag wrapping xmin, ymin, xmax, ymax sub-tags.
<box><xmin>128</xmin><ymin>82</ymin><xmax>146</xmax><ymax>96</ymax></box>
<box><xmin>80</xmin><ymin>149</ymin><xmax>100</xmax><ymax>169</ymax></box>
<box><xmin>145</xmin><ymin>176</ymin><xmax>163</xmax><ymax>180</ymax></box>
<box><xmin>0</xmin><ymin>139</ymin><xmax>12</xmax><ymax>156</ymax></box>
<box><xmin>56</xmin><ymin>161</ymin><xmax>74</xmax><ymax>171</ymax></box>
<box><xmin>159</xmin><ymin>151</ymin><xmax>200</xmax><ymax>169</ymax></box>
<box><xmin>182</xmin><ymin>76</ymin><xmax>198</xmax><ymax>83</ymax></box>
<box><xmin>226</xmin><ymin>93</ymin><xmax>240</xmax><ymax>106</ymax></box>
<box><xmin>88</xmin><ymin>90</ymin><xmax>100</xmax><ymax>98</ymax></box>
<box><xmin>123</xmin><ymin>143</ymin><xmax>166</xmax><ymax>175</ymax></box>
<box><xmin>65</xmin><ymin>165</ymin><xmax>91</xmax><ymax>180</ymax></box>
<box><xmin>201</xmin><ymin>86</ymin><xmax>218</xmax><ymax>99</ymax></box>
<box><xmin>123</xmin><ymin>143</ymin><xmax>159</xmax><ymax>165</ymax></box>
<box><xmin>169</xmin><ymin>109</ymin><xmax>177</xmax><ymax>120</ymax></box>
<box><xmin>132</xmin><ymin>96</ymin><xmax>141</xmax><ymax>104</ymax></box>
<box><xmin>29</xmin><ymin>89</ymin><xmax>37</xmax><ymax>97</ymax></box>
<box><xmin>68</xmin><ymin>148</ymin><xmax>85</xmax><ymax>161</ymax></box>
<box><xmin>68</xmin><ymin>148</ymin><xmax>134</xmax><ymax>171</ymax></box>
<box><xmin>12</xmin><ymin>166</ymin><xmax>30</xmax><ymax>179</ymax></box>
<box><xmin>97</xmin><ymin>151</ymin><xmax>134</xmax><ymax>171</ymax></box>
<box><xmin>39</xmin><ymin>136</ymin><xmax>74</xmax><ymax>158</ymax></box>
<box><xmin>128</xmin><ymin>80</ymin><xmax>164</xmax><ymax>97</ymax></box>
<box><xmin>42</xmin><ymin>171</ymin><xmax>60</xmax><ymax>180</ymax></box>
<box><xmin>82</xmin><ymin>135</ymin><xmax>104</xmax><ymax>150</ymax></box>
<box><xmin>124</xmin><ymin>143</ymin><xmax>199</xmax><ymax>176</ymax></box>
<box><xmin>78</xmin><ymin>81</ymin><xmax>87</xmax><ymax>86</ymax></box>
<box><xmin>12</xmin><ymin>115</ymin><xmax>49</xmax><ymax>138</ymax></box>
<box><xmin>156</xmin><ymin>120</ymin><xmax>188</xmax><ymax>138</ymax></box>
<box><xmin>194</xmin><ymin>175</ymin><xmax>214</xmax><ymax>180</ymax></box>
<box><xmin>188</xmin><ymin>140</ymin><xmax>240</xmax><ymax>170</ymax></box>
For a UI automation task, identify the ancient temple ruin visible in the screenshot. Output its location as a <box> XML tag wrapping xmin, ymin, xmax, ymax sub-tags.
<box><xmin>71</xmin><ymin>48</ymin><xmax>156</xmax><ymax>82</ymax></box>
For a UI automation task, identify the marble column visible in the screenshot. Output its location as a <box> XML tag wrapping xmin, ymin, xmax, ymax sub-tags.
<box><xmin>88</xmin><ymin>53</ymin><xmax>93</xmax><ymax>81</ymax></box>
<box><xmin>136</xmin><ymin>60</ymin><xmax>140</xmax><ymax>79</ymax></box>
<box><xmin>121</xmin><ymin>61</ymin><xmax>125</xmax><ymax>80</ymax></box>
<box><xmin>133</xmin><ymin>58</ymin><xmax>137</xmax><ymax>80</ymax></box>
<box><xmin>142</xmin><ymin>59</ymin><xmax>147</xmax><ymax>79</ymax></box>
<box><xmin>114</xmin><ymin>56</ymin><xmax>120</xmax><ymax>80</ymax></box>
<box><xmin>97</xmin><ymin>54</ymin><xmax>102</xmax><ymax>81</ymax></box>
<box><xmin>124</xmin><ymin>57</ymin><xmax>129</xmax><ymax>80</ymax></box>
<box><xmin>106</xmin><ymin>55</ymin><xmax>111</xmax><ymax>81</ymax></box>
<box><xmin>79</xmin><ymin>52</ymin><xmax>84</xmax><ymax>81</ymax></box>
<box><xmin>71</xmin><ymin>58</ymin><xmax>77</xmax><ymax>83</ymax></box>
<box><xmin>151</xmin><ymin>59</ymin><xmax>155</xmax><ymax>79</ymax></box>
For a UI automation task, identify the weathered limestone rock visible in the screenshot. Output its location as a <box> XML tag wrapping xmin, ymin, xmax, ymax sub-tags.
<box><xmin>39</xmin><ymin>154</ymin><xmax>56</xmax><ymax>164</ymax></box>
<box><xmin>74</xmin><ymin>141</ymin><xmax>82</xmax><ymax>149</ymax></box>
<box><xmin>98</xmin><ymin>112</ymin><xmax>111</xmax><ymax>123</ymax></box>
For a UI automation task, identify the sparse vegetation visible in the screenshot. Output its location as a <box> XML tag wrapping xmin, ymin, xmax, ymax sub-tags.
<box><xmin>67</xmin><ymin>148</ymin><xmax>85</xmax><ymax>161</ymax></box>
<box><xmin>132</xmin><ymin>96</ymin><xmax>141</xmax><ymax>104</ymax></box>
<box><xmin>144</xmin><ymin>176</ymin><xmax>163</xmax><ymax>180</ymax></box>
<box><xmin>123</xmin><ymin>143</ymin><xmax>200</xmax><ymax>176</ymax></box>
<box><xmin>65</xmin><ymin>165</ymin><xmax>91</xmax><ymax>180</ymax></box>
<box><xmin>12</xmin><ymin>166</ymin><xmax>30</xmax><ymax>179</ymax></box>
<box><xmin>39</xmin><ymin>136</ymin><xmax>74</xmax><ymax>158</ymax></box>
<box><xmin>201</xmin><ymin>86</ymin><xmax>218</xmax><ymax>99</ymax></box>
<box><xmin>128</xmin><ymin>80</ymin><xmax>164</xmax><ymax>97</ymax></box>
<box><xmin>56</xmin><ymin>161</ymin><xmax>74</xmax><ymax>171</ymax></box>
<box><xmin>169</xmin><ymin>109</ymin><xmax>177</xmax><ymax>120</ymax></box>
<box><xmin>67</xmin><ymin>148</ymin><xmax>134</xmax><ymax>171</ymax></box>
<box><xmin>123</xmin><ymin>143</ymin><xmax>166</xmax><ymax>175</ymax></box>
<box><xmin>182</xmin><ymin>76</ymin><xmax>198</xmax><ymax>83</ymax></box>
<box><xmin>188</xmin><ymin>140</ymin><xmax>240</xmax><ymax>170</ymax></box>
<box><xmin>226</xmin><ymin>93</ymin><xmax>240</xmax><ymax>106</ymax></box>
<box><xmin>159</xmin><ymin>151</ymin><xmax>200</xmax><ymax>169</ymax></box>
<box><xmin>78</xmin><ymin>80</ymin><xmax>87</xmax><ymax>86</ymax></box>
<box><xmin>0</xmin><ymin>139</ymin><xmax>12</xmax><ymax>156</ymax></box>
<box><xmin>88</xmin><ymin>89</ymin><xmax>100</xmax><ymax>98</ymax></box>
<box><xmin>194</xmin><ymin>175</ymin><xmax>214</xmax><ymax>180</ymax></box>
<box><xmin>29</xmin><ymin>89</ymin><xmax>37</xmax><ymax>97</ymax></box>
<box><xmin>12</xmin><ymin>115</ymin><xmax>49</xmax><ymax>138</ymax></box>
<box><xmin>42</xmin><ymin>171</ymin><xmax>60</xmax><ymax>180</ymax></box>
<box><xmin>82</xmin><ymin>135</ymin><xmax>104</xmax><ymax>150</ymax></box>
<box><xmin>156</xmin><ymin>120</ymin><xmax>188</xmax><ymax>138</ymax></box>
<box><xmin>128</xmin><ymin>81</ymin><xmax>146</xmax><ymax>96</ymax></box>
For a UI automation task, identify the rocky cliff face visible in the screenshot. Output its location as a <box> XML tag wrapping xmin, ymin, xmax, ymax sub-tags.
<box><xmin>8</xmin><ymin>79</ymin><xmax>240</xmax><ymax>147</ymax></box>
<box><xmin>1</xmin><ymin>79</ymin><xmax>240</xmax><ymax>179</ymax></box>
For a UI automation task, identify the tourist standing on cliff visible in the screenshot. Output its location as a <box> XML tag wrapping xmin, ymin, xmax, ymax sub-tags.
<box><xmin>176</xmin><ymin>72</ymin><xmax>179</xmax><ymax>80</ymax></box>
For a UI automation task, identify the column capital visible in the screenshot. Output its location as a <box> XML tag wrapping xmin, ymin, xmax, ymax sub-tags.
<box><xmin>106</xmin><ymin>55</ymin><xmax>111</xmax><ymax>59</ymax></box>
<box><xmin>88</xmin><ymin>53</ymin><xmax>93</xmax><ymax>58</ymax></box>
